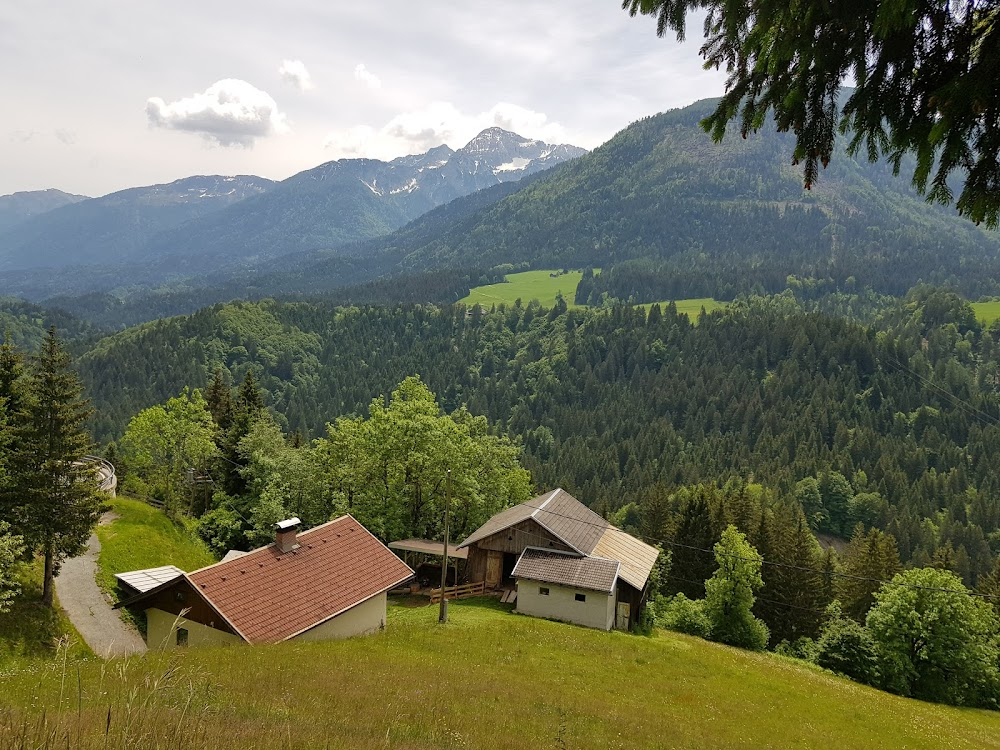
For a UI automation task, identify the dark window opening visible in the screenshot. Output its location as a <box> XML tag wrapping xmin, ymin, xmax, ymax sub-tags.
<box><xmin>575</xmin><ymin>593</ymin><xmax>586</xmax><ymax>602</ymax></box>
<box><xmin>539</xmin><ymin>587</ymin><xmax>550</xmax><ymax>596</ymax></box>
<box><xmin>176</xmin><ymin>627</ymin><xmax>189</xmax><ymax>647</ymax></box>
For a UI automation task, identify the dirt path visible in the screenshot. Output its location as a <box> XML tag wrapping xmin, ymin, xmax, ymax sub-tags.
<box><xmin>55</xmin><ymin>512</ymin><xmax>146</xmax><ymax>658</ymax></box>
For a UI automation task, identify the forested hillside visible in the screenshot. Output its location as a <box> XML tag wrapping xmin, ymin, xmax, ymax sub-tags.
<box><xmin>19</xmin><ymin>98</ymin><xmax>1000</xmax><ymax>328</ymax></box>
<box><xmin>0</xmin><ymin>297</ymin><xmax>98</xmax><ymax>350</ymax></box>
<box><xmin>370</xmin><ymin>99</ymin><xmax>1000</xmax><ymax>299</ymax></box>
<box><xmin>76</xmin><ymin>288</ymin><xmax>1000</xmax><ymax>588</ymax></box>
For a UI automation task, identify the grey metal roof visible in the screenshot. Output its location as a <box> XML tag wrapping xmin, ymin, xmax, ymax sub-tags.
<box><xmin>114</xmin><ymin>565</ymin><xmax>184</xmax><ymax>594</ymax></box>
<box><xmin>534</xmin><ymin>489</ymin><xmax>610</xmax><ymax>554</ymax></box>
<box><xmin>458</xmin><ymin>488</ymin><xmax>660</xmax><ymax>590</ymax></box>
<box><xmin>458</xmin><ymin>488</ymin><xmax>612</xmax><ymax>551</ymax></box>
<box><xmin>456</xmin><ymin>496</ymin><xmax>540</xmax><ymax>549</ymax></box>
<box><xmin>513</xmin><ymin>548</ymin><xmax>619</xmax><ymax>593</ymax></box>
<box><xmin>388</xmin><ymin>539</ymin><xmax>469</xmax><ymax>560</ymax></box>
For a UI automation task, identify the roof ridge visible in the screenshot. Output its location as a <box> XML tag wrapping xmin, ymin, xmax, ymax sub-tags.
<box><xmin>188</xmin><ymin>515</ymin><xmax>357</xmax><ymax>577</ymax></box>
<box><xmin>530</xmin><ymin>488</ymin><xmax>562</xmax><ymax>518</ymax></box>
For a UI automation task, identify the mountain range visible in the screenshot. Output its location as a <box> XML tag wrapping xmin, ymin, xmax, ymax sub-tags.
<box><xmin>4</xmin><ymin>98</ymin><xmax>1000</xmax><ymax>326</ymax></box>
<box><xmin>0</xmin><ymin>188</ymin><xmax>88</xmax><ymax>233</ymax></box>
<box><xmin>0</xmin><ymin>129</ymin><xmax>585</xmax><ymax>287</ymax></box>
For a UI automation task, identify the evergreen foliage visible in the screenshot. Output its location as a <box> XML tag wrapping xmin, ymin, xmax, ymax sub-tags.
<box><xmin>623</xmin><ymin>0</ymin><xmax>1000</xmax><ymax>226</ymax></box>
<box><xmin>13</xmin><ymin>328</ymin><xmax>102</xmax><ymax>606</ymax></box>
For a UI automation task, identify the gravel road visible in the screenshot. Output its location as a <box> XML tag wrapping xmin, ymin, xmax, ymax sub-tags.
<box><xmin>54</xmin><ymin>513</ymin><xmax>147</xmax><ymax>658</ymax></box>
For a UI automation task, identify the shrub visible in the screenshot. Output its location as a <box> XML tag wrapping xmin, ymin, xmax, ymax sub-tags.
<box><xmin>814</xmin><ymin>602</ymin><xmax>879</xmax><ymax>686</ymax></box>
<box><xmin>774</xmin><ymin>637</ymin><xmax>818</xmax><ymax>662</ymax></box>
<box><xmin>659</xmin><ymin>594</ymin><xmax>712</xmax><ymax>638</ymax></box>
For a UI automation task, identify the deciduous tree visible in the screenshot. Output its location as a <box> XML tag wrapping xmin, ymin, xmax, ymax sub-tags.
<box><xmin>704</xmin><ymin>524</ymin><xmax>769</xmax><ymax>649</ymax></box>
<box><xmin>120</xmin><ymin>388</ymin><xmax>219</xmax><ymax>513</ymax></box>
<box><xmin>315</xmin><ymin>376</ymin><xmax>532</xmax><ymax>541</ymax></box>
<box><xmin>867</xmin><ymin>568</ymin><xmax>1000</xmax><ymax>706</ymax></box>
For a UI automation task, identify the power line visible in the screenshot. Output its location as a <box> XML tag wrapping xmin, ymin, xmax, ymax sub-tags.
<box><xmin>664</xmin><ymin>572</ymin><xmax>830</xmax><ymax>615</ymax></box>
<box><xmin>453</xmin><ymin>490</ymin><xmax>1000</xmax><ymax>602</ymax></box>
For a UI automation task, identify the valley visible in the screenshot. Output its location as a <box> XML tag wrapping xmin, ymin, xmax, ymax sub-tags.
<box><xmin>4</xmin><ymin>84</ymin><xmax>1000</xmax><ymax>748</ymax></box>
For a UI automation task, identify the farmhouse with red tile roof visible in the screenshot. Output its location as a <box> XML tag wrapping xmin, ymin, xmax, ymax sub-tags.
<box><xmin>117</xmin><ymin>515</ymin><xmax>413</xmax><ymax>648</ymax></box>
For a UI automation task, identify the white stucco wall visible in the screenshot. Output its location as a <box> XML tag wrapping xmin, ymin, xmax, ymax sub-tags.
<box><xmin>515</xmin><ymin>580</ymin><xmax>615</xmax><ymax>630</ymax></box>
<box><xmin>145</xmin><ymin>608</ymin><xmax>242</xmax><ymax>650</ymax></box>
<box><xmin>292</xmin><ymin>592</ymin><xmax>387</xmax><ymax>642</ymax></box>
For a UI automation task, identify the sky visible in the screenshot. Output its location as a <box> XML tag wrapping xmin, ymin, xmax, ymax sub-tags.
<box><xmin>0</xmin><ymin>1</ymin><xmax>725</xmax><ymax>198</ymax></box>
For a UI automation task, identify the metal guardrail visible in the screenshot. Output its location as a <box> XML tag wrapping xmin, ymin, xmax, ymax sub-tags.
<box><xmin>82</xmin><ymin>454</ymin><xmax>117</xmax><ymax>494</ymax></box>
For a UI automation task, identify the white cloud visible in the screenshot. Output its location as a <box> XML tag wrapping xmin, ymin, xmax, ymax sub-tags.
<box><xmin>278</xmin><ymin>59</ymin><xmax>314</xmax><ymax>91</ymax></box>
<box><xmin>354</xmin><ymin>63</ymin><xmax>382</xmax><ymax>90</ymax></box>
<box><xmin>323</xmin><ymin>101</ymin><xmax>570</xmax><ymax>159</ymax></box>
<box><xmin>146</xmin><ymin>79</ymin><xmax>289</xmax><ymax>147</ymax></box>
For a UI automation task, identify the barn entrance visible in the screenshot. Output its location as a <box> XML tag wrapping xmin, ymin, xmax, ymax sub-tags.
<box><xmin>484</xmin><ymin>550</ymin><xmax>520</xmax><ymax>589</ymax></box>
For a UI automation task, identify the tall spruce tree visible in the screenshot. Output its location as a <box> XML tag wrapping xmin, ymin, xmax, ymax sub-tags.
<box><xmin>668</xmin><ymin>487</ymin><xmax>719</xmax><ymax>598</ymax></box>
<box><xmin>837</xmin><ymin>526</ymin><xmax>903</xmax><ymax>622</ymax></box>
<box><xmin>204</xmin><ymin>367</ymin><xmax>234</xmax><ymax>432</ymax></box>
<box><xmin>18</xmin><ymin>328</ymin><xmax>103</xmax><ymax>606</ymax></box>
<box><xmin>219</xmin><ymin>370</ymin><xmax>265</xmax><ymax>496</ymax></box>
<box><xmin>0</xmin><ymin>335</ymin><xmax>25</xmax><ymax>529</ymax></box>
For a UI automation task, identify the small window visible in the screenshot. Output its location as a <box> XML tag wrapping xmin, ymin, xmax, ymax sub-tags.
<box><xmin>539</xmin><ymin>587</ymin><xmax>550</xmax><ymax>596</ymax></box>
<box><xmin>176</xmin><ymin>627</ymin><xmax>189</xmax><ymax>647</ymax></box>
<box><xmin>575</xmin><ymin>593</ymin><xmax>586</xmax><ymax>602</ymax></box>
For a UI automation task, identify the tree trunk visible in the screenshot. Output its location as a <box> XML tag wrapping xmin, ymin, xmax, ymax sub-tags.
<box><xmin>42</xmin><ymin>538</ymin><xmax>55</xmax><ymax>607</ymax></box>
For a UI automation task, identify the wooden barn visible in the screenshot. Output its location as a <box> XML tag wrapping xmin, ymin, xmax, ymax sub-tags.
<box><xmin>457</xmin><ymin>488</ymin><xmax>659</xmax><ymax>630</ymax></box>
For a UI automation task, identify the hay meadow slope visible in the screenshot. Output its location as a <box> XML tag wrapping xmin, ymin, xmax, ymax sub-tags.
<box><xmin>2</xmin><ymin>598</ymin><xmax>999</xmax><ymax>749</ymax></box>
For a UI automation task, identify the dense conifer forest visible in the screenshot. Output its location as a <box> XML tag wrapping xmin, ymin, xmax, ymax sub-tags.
<box><xmin>52</xmin><ymin>286</ymin><xmax>1000</xmax><ymax>594</ymax></box>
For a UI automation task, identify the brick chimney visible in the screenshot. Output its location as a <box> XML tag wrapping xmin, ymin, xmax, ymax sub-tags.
<box><xmin>275</xmin><ymin>517</ymin><xmax>302</xmax><ymax>553</ymax></box>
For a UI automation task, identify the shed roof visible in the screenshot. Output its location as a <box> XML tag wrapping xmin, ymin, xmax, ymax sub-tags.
<box><xmin>388</xmin><ymin>539</ymin><xmax>468</xmax><ymax>559</ymax></box>
<box><xmin>592</xmin><ymin>527</ymin><xmax>660</xmax><ymax>591</ymax></box>
<box><xmin>114</xmin><ymin>565</ymin><xmax>183</xmax><ymax>594</ymax></box>
<box><xmin>513</xmin><ymin>548</ymin><xmax>619</xmax><ymax>593</ymax></box>
<box><xmin>458</xmin><ymin>488</ymin><xmax>610</xmax><ymax>553</ymax></box>
<box><xmin>123</xmin><ymin>516</ymin><xmax>413</xmax><ymax>644</ymax></box>
<box><xmin>458</xmin><ymin>488</ymin><xmax>659</xmax><ymax>590</ymax></box>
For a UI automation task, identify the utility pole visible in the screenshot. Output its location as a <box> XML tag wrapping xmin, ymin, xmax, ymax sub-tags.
<box><xmin>439</xmin><ymin>469</ymin><xmax>451</xmax><ymax>624</ymax></box>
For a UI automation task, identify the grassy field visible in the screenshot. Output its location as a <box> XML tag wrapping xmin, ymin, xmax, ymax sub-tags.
<box><xmin>972</xmin><ymin>301</ymin><xmax>1000</xmax><ymax>326</ymax></box>
<box><xmin>460</xmin><ymin>271</ymin><xmax>727</xmax><ymax>324</ymax></box>
<box><xmin>0</xmin><ymin>559</ymin><xmax>91</xmax><ymax>664</ymax></box>
<box><xmin>460</xmin><ymin>270</ymin><xmax>586</xmax><ymax>308</ymax></box>
<box><xmin>637</xmin><ymin>297</ymin><xmax>728</xmax><ymax>320</ymax></box>
<box><xmin>2</xmin><ymin>597</ymin><xmax>1000</xmax><ymax>749</ymax></box>
<box><xmin>95</xmin><ymin>497</ymin><xmax>216</xmax><ymax>599</ymax></box>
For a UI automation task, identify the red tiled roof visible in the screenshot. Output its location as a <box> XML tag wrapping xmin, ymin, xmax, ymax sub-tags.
<box><xmin>186</xmin><ymin>515</ymin><xmax>413</xmax><ymax>644</ymax></box>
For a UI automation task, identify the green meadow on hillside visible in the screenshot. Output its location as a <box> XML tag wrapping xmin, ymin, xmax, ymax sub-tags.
<box><xmin>94</xmin><ymin>497</ymin><xmax>215</xmax><ymax>599</ymax></box>
<box><xmin>2</xmin><ymin>598</ymin><xmax>1000</xmax><ymax>749</ymax></box>
<box><xmin>0</xmin><ymin>560</ymin><xmax>90</xmax><ymax>665</ymax></box>
<box><xmin>460</xmin><ymin>269</ymin><xmax>586</xmax><ymax>308</ymax></box>
<box><xmin>637</xmin><ymin>297</ymin><xmax>728</xmax><ymax>320</ymax></box>
<box><xmin>460</xmin><ymin>270</ymin><xmax>727</xmax><ymax>322</ymax></box>
<box><xmin>972</xmin><ymin>301</ymin><xmax>1000</xmax><ymax>326</ymax></box>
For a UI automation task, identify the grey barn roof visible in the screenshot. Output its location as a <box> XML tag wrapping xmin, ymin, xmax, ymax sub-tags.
<box><xmin>513</xmin><ymin>548</ymin><xmax>620</xmax><ymax>593</ymax></box>
<box><xmin>458</xmin><ymin>488</ymin><xmax>660</xmax><ymax>590</ymax></box>
<box><xmin>458</xmin><ymin>488</ymin><xmax>609</xmax><ymax>553</ymax></box>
